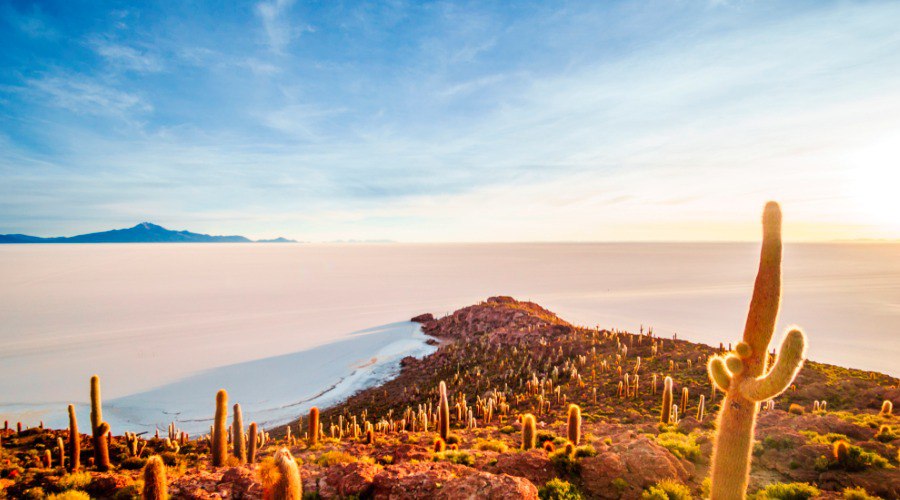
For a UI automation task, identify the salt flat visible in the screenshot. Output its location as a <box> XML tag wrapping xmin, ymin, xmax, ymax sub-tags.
<box><xmin>0</xmin><ymin>242</ymin><xmax>897</xmax><ymax>432</ymax></box>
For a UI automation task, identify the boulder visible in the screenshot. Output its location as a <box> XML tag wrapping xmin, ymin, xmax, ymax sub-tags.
<box><xmin>492</xmin><ymin>449</ymin><xmax>555</xmax><ymax>486</ymax></box>
<box><xmin>580</xmin><ymin>434</ymin><xmax>693</xmax><ymax>499</ymax></box>
<box><xmin>319</xmin><ymin>461</ymin><xmax>382</xmax><ymax>498</ymax></box>
<box><xmin>437</xmin><ymin>470</ymin><xmax>539</xmax><ymax>499</ymax></box>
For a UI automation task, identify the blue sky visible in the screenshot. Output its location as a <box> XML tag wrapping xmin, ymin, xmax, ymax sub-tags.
<box><xmin>2</xmin><ymin>0</ymin><xmax>899</xmax><ymax>241</ymax></box>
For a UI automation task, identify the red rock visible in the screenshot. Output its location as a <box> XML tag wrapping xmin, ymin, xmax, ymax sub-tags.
<box><xmin>319</xmin><ymin>461</ymin><xmax>382</xmax><ymax>498</ymax></box>
<box><xmin>492</xmin><ymin>449</ymin><xmax>555</xmax><ymax>485</ymax></box>
<box><xmin>85</xmin><ymin>472</ymin><xmax>131</xmax><ymax>498</ymax></box>
<box><xmin>580</xmin><ymin>434</ymin><xmax>693</xmax><ymax>499</ymax></box>
<box><xmin>437</xmin><ymin>470</ymin><xmax>539</xmax><ymax>499</ymax></box>
<box><xmin>411</xmin><ymin>313</ymin><xmax>435</xmax><ymax>323</ymax></box>
<box><xmin>373</xmin><ymin>461</ymin><xmax>469</xmax><ymax>499</ymax></box>
<box><xmin>219</xmin><ymin>466</ymin><xmax>262</xmax><ymax>498</ymax></box>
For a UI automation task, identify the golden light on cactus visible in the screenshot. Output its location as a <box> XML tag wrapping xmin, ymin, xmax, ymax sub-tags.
<box><xmin>521</xmin><ymin>413</ymin><xmax>537</xmax><ymax>450</ymax></box>
<box><xmin>272</xmin><ymin>447</ymin><xmax>302</xmax><ymax>500</ymax></box>
<box><xmin>142</xmin><ymin>455</ymin><xmax>168</xmax><ymax>500</ymax></box>
<box><xmin>567</xmin><ymin>404</ymin><xmax>581</xmax><ymax>445</ymax></box>
<box><xmin>661</xmin><ymin>376</ymin><xmax>673</xmax><ymax>424</ymax></box>
<box><xmin>211</xmin><ymin>389</ymin><xmax>228</xmax><ymax>467</ymax></box>
<box><xmin>308</xmin><ymin>407</ymin><xmax>320</xmax><ymax>447</ymax></box>
<box><xmin>232</xmin><ymin>403</ymin><xmax>246</xmax><ymax>464</ymax></box>
<box><xmin>90</xmin><ymin>375</ymin><xmax>111</xmax><ymax>471</ymax></box>
<box><xmin>706</xmin><ymin>202</ymin><xmax>808</xmax><ymax>500</ymax></box>
<box><xmin>438</xmin><ymin>381</ymin><xmax>450</xmax><ymax>442</ymax></box>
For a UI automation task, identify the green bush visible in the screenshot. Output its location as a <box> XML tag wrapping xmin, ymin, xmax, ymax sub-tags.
<box><xmin>474</xmin><ymin>439</ymin><xmax>508</xmax><ymax>453</ymax></box>
<box><xmin>641</xmin><ymin>479</ymin><xmax>692</xmax><ymax>500</ymax></box>
<box><xmin>754</xmin><ymin>482</ymin><xmax>820</xmax><ymax>500</ymax></box>
<box><xmin>57</xmin><ymin>472</ymin><xmax>92</xmax><ymax>490</ymax></box>
<box><xmin>314</xmin><ymin>451</ymin><xmax>357</xmax><ymax>467</ymax></box>
<box><xmin>574</xmin><ymin>445</ymin><xmax>596</xmax><ymax>458</ymax></box>
<box><xmin>842</xmin><ymin>486</ymin><xmax>879</xmax><ymax>500</ymax></box>
<box><xmin>432</xmin><ymin>450</ymin><xmax>474</xmax><ymax>466</ymax></box>
<box><xmin>120</xmin><ymin>456</ymin><xmax>147</xmax><ymax>470</ymax></box>
<box><xmin>539</xmin><ymin>478</ymin><xmax>584</xmax><ymax>500</ymax></box>
<box><xmin>47</xmin><ymin>492</ymin><xmax>92</xmax><ymax>500</ymax></box>
<box><xmin>656</xmin><ymin>432</ymin><xmax>701</xmax><ymax>461</ymax></box>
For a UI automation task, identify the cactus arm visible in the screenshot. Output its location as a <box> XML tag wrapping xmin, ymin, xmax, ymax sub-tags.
<box><xmin>741</xmin><ymin>202</ymin><xmax>782</xmax><ymax>375</ymax></box>
<box><xmin>707</xmin><ymin>356</ymin><xmax>732</xmax><ymax>392</ymax></box>
<box><xmin>739</xmin><ymin>329</ymin><xmax>806</xmax><ymax>401</ymax></box>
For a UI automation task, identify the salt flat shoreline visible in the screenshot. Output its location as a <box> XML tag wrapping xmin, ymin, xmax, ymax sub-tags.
<box><xmin>0</xmin><ymin>321</ymin><xmax>436</xmax><ymax>435</ymax></box>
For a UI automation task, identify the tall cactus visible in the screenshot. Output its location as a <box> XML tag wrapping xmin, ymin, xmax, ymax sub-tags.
<box><xmin>567</xmin><ymin>404</ymin><xmax>581</xmax><ymax>445</ymax></box>
<box><xmin>661</xmin><ymin>376</ymin><xmax>673</xmax><ymax>424</ymax></box>
<box><xmin>438</xmin><ymin>381</ymin><xmax>450</xmax><ymax>442</ymax></box>
<box><xmin>212</xmin><ymin>389</ymin><xmax>228</xmax><ymax>467</ymax></box>
<box><xmin>142</xmin><ymin>455</ymin><xmax>168</xmax><ymax>500</ymax></box>
<box><xmin>67</xmin><ymin>404</ymin><xmax>80</xmax><ymax>472</ymax></box>
<box><xmin>706</xmin><ymin>202</ymin><xmax>808</xmax><ymax>500</ymax></box>
<box><xmin>90</xmin><ymin>375</ymin><xmax>111</xmax><ymax>471</ymax></box>
<box><xmin>308</xmin><ymin>407</ymin><xmax>320</xmax><ymax>447</ymax></box>
<box><xmin>233</xmin><ymin>403</ymin><xmax>246</xmax><ymax>463</ymax></box>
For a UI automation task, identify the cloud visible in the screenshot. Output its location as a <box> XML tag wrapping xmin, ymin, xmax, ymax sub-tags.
<box><xmin>25</xmin><ymin>74</ymin><xmax>152</xmax><ymax>118</ymax></box>
<box><xmin>255</xmin><ymin>0</ymin><xmax>300</xmax><ymax>53</ymax></box>
<box><xmin>87</xmin><ymin>36</ymin><xmax>164</xmax><ymax>73</ymax></box>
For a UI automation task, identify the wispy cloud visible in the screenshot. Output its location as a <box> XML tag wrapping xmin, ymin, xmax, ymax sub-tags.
<box><xmin>255</xmin><ymin>0</ymin><xmax>301</xmax><ymax>53</ymax></box>
<box><xmin>87</xmin><ymin>36</ymin><xmax>164</xmax><ymax>73</ymax></box>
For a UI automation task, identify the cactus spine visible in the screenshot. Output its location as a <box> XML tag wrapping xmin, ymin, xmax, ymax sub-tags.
<box><xmin>661</xmin><ymin>376</ymin><xmax>673</xmax><ymax>423</ymax></box>
<box><xmin>522</xmin><ymin>413</ymin><xmax>536</xmax><ymax>450</ymax></box>
<box><xmin>706</xmin><ymin>202</ymin><xmax>808</xmax><ymax>500</ymax></box>
<box><xmin>212</xmin><ymin>389</ymin><xmax>228</xmax><ymax>467</ymax></box>
<box><xmin>248</xmin><ymin>422</ymin><xmax>258</xmax><ymax>464</ymax></box>
<box><xmin>67</xmin><ymin>404</ymin><xmax>80</xmax><ymax>471</ymax></box>
<box><xmin>308</xmin><ymin>407</ymin><xmax>320</xmax><ymax>447</ymax></box>
<box><xmin>232</xmin><ymin>403</ymin><xmax>246</xmax><ymax>463</ymax></box>
<box><xmin>142</xmin><ymin>455</ymin><xmax>168</xmax><ymax>500</ymax></box>
<box><xmin>567</xmin><ymin>404</ymin><xmax>581</xmax><ymax>445</ymax></box>
<box><xmin>273</xmin><ymin>447</ymin><xmax>302</xmax><ymax>500</ymax></box>
<box><xmin>438</xmin><ymin>381</ymin><xmax>450</xmax><ymax>442</ymax></box>
<box><xmin>90</xmin><ymin>375</ymin><xmax>111</xmax><ymax>471</ymax></box>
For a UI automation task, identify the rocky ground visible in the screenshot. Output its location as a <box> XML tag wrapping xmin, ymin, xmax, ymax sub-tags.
<box><xmin>1</xmin><ymin>296</ymin><xmax>897</xmax><ymax>499</ymax></box>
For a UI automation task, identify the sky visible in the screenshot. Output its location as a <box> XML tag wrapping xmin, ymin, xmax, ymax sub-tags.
<box><xmin>1</xmin><ymin>0</ymin><xmax>899</xmax><ymax>242</ymax></box>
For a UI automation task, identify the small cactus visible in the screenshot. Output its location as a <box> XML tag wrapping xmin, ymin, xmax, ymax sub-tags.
<box><xmin>881</xmin><ymin>400</ymin><xmax>893</xmax><ymax>416</ymax></box>
<box><xmin>212</xmin><ymin>389</ymin><xmax>228</xmax><ymax>467</ymax></box>
<box><xmin>567</xmin><ymin>404</ymin><xmax>581</xmax><ymax>445</ymax></box>
<box><xmin>142</xmin><ymin>455</ymin><xmax>168</xmax><ymax>500</ymax></box>
<box><xmin>522</xmin><ymin>413</ymin><xmax>536</xmax><ymax>450</ymax></box>
<box><xmin>273</xmin><ymin>447</ymin><xmax>302</xmax><ymax>500</ymax></box>
<box><xmin>661</xmin><ymin>376</ymin><xmax>673</xmax><ymax>423</ymax></box>
<box><xmin>833</xmin><ymin>439</ymin><xmax>850</xmax><ymax>463</ymax></box>
<box><xmin>90</xmin><ymin>375</ymin><xmax>111</xmax><ymax>471</ymax></box>
<box><xmin>233</xmin><ymin>403</ymin><xmax>246</xmax><ymax>463</ymax></box>
<box><xmin>438</xmin><ymin>381</ymin><xmax>450</xmax><ymax>442</ymax></box>
<box><xmin>248</xmin><ymin>422</ymin><xmax>258</xmax><ymax>464</ymax></box>
<box><xmin>67</xmin><ymin>404</ymin><xmax>80</xmax><ymax>471</ymax></box>
<box><xmin>308</xmin><ymin>407</ymin><xmax>320</xmax><ymax>447</ymax></box>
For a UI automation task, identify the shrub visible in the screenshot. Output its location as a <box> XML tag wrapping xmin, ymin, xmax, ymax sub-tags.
<box><xmin>830</xmin><ymin>444</ymin><xmax>890</xmax><ymax>471</ymax></box>
<box><xmin>314</xmin><ymin>451</ymin><xmax>357</xmax><ymax>467</ymax></box>
<box><xmin>120</xmin><ymin>457</ymin><xmax>148</xmax><ymax>470</ymax></box>
<box><xmin>875</xmin><ymin>425</ymin><xmax>897</xmax><ymax>443</ymax></box>
<box><xmin>433</xmin><ymin>450</ymin><xmax>474</xmax><ymax>466</ymax></box>
<box><xmin>754</xmin><ymin>482</ymin><xmax>820</xmax><ymax>500</ymax></box>
<box><xmin>656</xmin><ymin>432</ymin><xmax>701</xmax><ymax>461</ymax></box>
<box><xmin>842</xmin><ymin>486</ymin><xmax>879</xmax><ymax>500</ymax></box>
<box><xmin>22</xmin><ymin>488</ymin><xmax>46</xmax><ymax>500</ymax></box>
<box><xmin>549</xmin><ymin>448</ymin><xmax>578</xmax><ymax>476</ymax></box>
<box><xmin>48</xmin><ymin>492</ymin><xmax>92</xmax><ymax>500</ymax></box>
<box><xmin>788</xmin><ymin>404</ymin><xmax>805</xmax><ymax>415</ymax></box>
<box><xmin>539</xmin><ymin>478</ymin><xmax>584</xmax><ymax>500</ymax></box>
<box><xmin>574</xmin><ymin>445</ymin><xmax>596</xmax><ymax>458</ymax></box>
<box><xmin>641</xmin><ymin>479</ymin><xmax>692</xmax><ymax>500</ymax></box>
<box><xmin>474</xmin><ymin>439</ymin><xmax>508</xmax><ymax>453</ymax></box>
<box><xmin>500</xmin><ymin>425</ymin><xmax>516</xmax><ymax>434</ymax></box>
<box><xmin>57</xmin><ymin>472</ymin><xmax>92</xmax><ymax>490</ymax></box>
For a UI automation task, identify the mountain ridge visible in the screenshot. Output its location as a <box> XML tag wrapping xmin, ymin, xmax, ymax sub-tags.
<box><xmin>0</xmin><ymin>222</ymin><xmax>295</xmax><ymax>244</ymax></box>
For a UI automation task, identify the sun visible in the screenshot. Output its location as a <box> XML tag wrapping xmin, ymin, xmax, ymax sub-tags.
<box><xmin>847</xmin><ymin>134</ymin><xmax>900</xmax><ymax>235</ymax></box>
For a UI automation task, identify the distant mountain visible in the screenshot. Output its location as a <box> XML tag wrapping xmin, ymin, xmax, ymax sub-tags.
<box><xmin>0</xmin><ymin>222</ymin><xmax>295</xmax><ymax>244</ymax></box>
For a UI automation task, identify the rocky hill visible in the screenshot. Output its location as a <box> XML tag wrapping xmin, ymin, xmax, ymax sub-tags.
<box><xmin>1</xmin><ymin>296</ymin><xmax>897</xmax><ymax>499</ymax></box>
